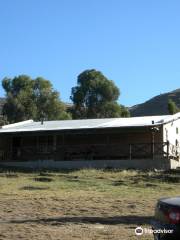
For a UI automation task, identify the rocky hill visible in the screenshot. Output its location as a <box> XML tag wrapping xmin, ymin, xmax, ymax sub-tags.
<box><xmin>1</xmin><ymin>89</ymin><xmax>180</xmax><ymax>118</ymax></box>
<box><xmin>129</xmin><ymin>89</ymin><xmax>180</xmax><ymax>117</ymax></box>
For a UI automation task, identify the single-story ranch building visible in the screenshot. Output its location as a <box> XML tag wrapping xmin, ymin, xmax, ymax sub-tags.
<box><xmin>0</xmin><ymin>113</ymin><xmax>180</xmax><ymax>170</ymax></box>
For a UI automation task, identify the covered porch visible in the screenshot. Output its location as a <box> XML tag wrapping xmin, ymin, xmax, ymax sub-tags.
<box><xmin>0</xmin><ymin>126</ymin><xmax>171</xmax><ymax>161</ymax></box>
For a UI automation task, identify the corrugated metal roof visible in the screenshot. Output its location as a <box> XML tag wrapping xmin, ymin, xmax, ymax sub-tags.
<box><xmin>0</xmin><ymin>113</ymin><xmax>180</xmax><ymax>133</ymax></box>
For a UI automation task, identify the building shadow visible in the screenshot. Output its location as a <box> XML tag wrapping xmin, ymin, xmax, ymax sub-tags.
<box><xmin>1</xmin><ymin>215</ymin><xmax>153</xmax><ymax>225</ymax></box>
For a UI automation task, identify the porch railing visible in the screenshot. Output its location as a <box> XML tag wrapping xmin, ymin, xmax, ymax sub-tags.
<box><xmin>0</xmin><ymin>142</ymin><xmax>178</xmax><ymax>161</ymax></box>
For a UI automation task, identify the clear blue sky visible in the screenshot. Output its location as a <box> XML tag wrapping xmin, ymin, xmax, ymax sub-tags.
<box><xmin>0</xmin><ymin>0</ymin><xmax>180</xmax><ymax>106</ymax></box>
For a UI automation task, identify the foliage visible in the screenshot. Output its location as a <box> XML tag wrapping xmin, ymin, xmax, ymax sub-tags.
<box><xmin>2</xmin><ymin>75</ymin><xmax>71</xmax><ymax>123</ymax></box>
<box><xmin>120</xmin><ymin>105</ymin><xmax>131</xmax><ymax>117</ymax></box>
<box><xmin>168</xmin><ymin>99</ymin><xmax>179</xmax><ymax>114</ymax></box>
<box><xmin>0</xmin><ymin>115</ymin><xmax>8</xmax><ymax>126</ymax></box>
<box><xmin>70</xmin><ymin>69</ymin><xmax>130</xmax><ymax>118</ymax></box>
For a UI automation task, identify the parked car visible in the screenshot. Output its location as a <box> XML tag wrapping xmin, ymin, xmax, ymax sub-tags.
<box><xmin>152</xmin><ymin>197</ymin><xmax>180</xmax><ymax>240</ymax></box>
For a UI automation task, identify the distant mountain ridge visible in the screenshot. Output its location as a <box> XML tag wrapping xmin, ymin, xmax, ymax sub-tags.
<box><xmin>129</xmin><ymin>89</ymin><xmax>180</xmax><ymax>116</ymax></box>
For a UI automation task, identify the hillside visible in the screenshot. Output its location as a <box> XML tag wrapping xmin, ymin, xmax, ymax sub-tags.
<box><xmin>1</xmin><ymin>89</ymin><xmax>180</xmax><ymax>118</ymax></box>
<box><xmin>129</xmin><ymin>88</ymin><xmax>180</xmax><ymax>117</ymax></box>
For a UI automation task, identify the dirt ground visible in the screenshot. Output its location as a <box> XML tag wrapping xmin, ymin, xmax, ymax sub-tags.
<box><xmin>0</xmin><ymin>194</ymin><xmax>152</xmax><ymax>240</ymax></box>
<box><xmin>0</xmin><ymin>169</ymin><xmax>179</xmax><ymax>240</ymax></box>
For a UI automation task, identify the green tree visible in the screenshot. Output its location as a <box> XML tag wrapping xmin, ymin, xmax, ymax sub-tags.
<box><xmin>2</xmin><ymin>75</ymin><xmax>71</xmax><ymax>123</ymax></box>
<box><xmin>0</xmin><ymin>115</ymin><xmax>8</xmax><ymax>126</ymax></box>
<box><xmin>70</xmin><ymin>69</ymin><xmax>130</xmax><ymax>119</ymax></box>
<box><xmin>168</xmin><ymin>99</ymin><xmax>179</xmax><ymax>114</ymax></box>
<box><xmin>33</xmin><ymin>77</ymin><xmax>71</xmax><ymax>121</ymax></box>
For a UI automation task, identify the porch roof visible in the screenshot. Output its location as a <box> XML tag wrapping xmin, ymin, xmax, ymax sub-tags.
<box><xmin>0</xmin><ymin>113</ymin><xmax>179</xmax><ymax>133</ymax></box>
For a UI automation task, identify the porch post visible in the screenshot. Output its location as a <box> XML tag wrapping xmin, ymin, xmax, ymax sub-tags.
<box><xmin>150</xmin><ymin>126</ymin><xmax>160</xmax><ymax>160</ymax></box>
<box><xmin>129</xmin><ymin>144</ymin><xmax>132</xmax><ymax>160</ymax></box>
<box><xmin>53</xmin><ymin>135</ymin><xmax>57</xmax><ymax>151</ymax></box>
<box><xmin>53</xmin><ymin>135</ymin><xmax>57</xmax><ymax>160</ymax></box>
<box><xmin>152</xmin><ymin>131</ymin><xmax>155</xmax><ymax>160</ymax></box>
<box><xmin>167</xmin><ymin>141</ymin><xmax>169</xmax><ymax>160</ymax></box>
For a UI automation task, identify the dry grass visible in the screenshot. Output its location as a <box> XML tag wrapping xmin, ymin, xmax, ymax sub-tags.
<box><xmin>0</xmin><ymin>168</ymin><xmax>179</xmax><ymax>240</ymax></box>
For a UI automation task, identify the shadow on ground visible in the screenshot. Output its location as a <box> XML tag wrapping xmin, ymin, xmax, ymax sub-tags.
<box><xmin>0</xmin><ymin>215</ymin><xmax>152</xmax><ymax>225</ymax></box>
<box><xmin>130</xmin><ymin>172</ymin><xmax>180</xmax><ymax>184</ymax></box>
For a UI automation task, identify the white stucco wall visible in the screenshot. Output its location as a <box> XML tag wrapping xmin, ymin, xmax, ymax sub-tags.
<box><xmin>163</xmin><ymin>118</ymin><xmax>180</xmax><ymax>145</ymax></box>
<box><xmin>163</xmin><ymin>118</ymin><xmax>180</xmax><ymax>167</ymax></box>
